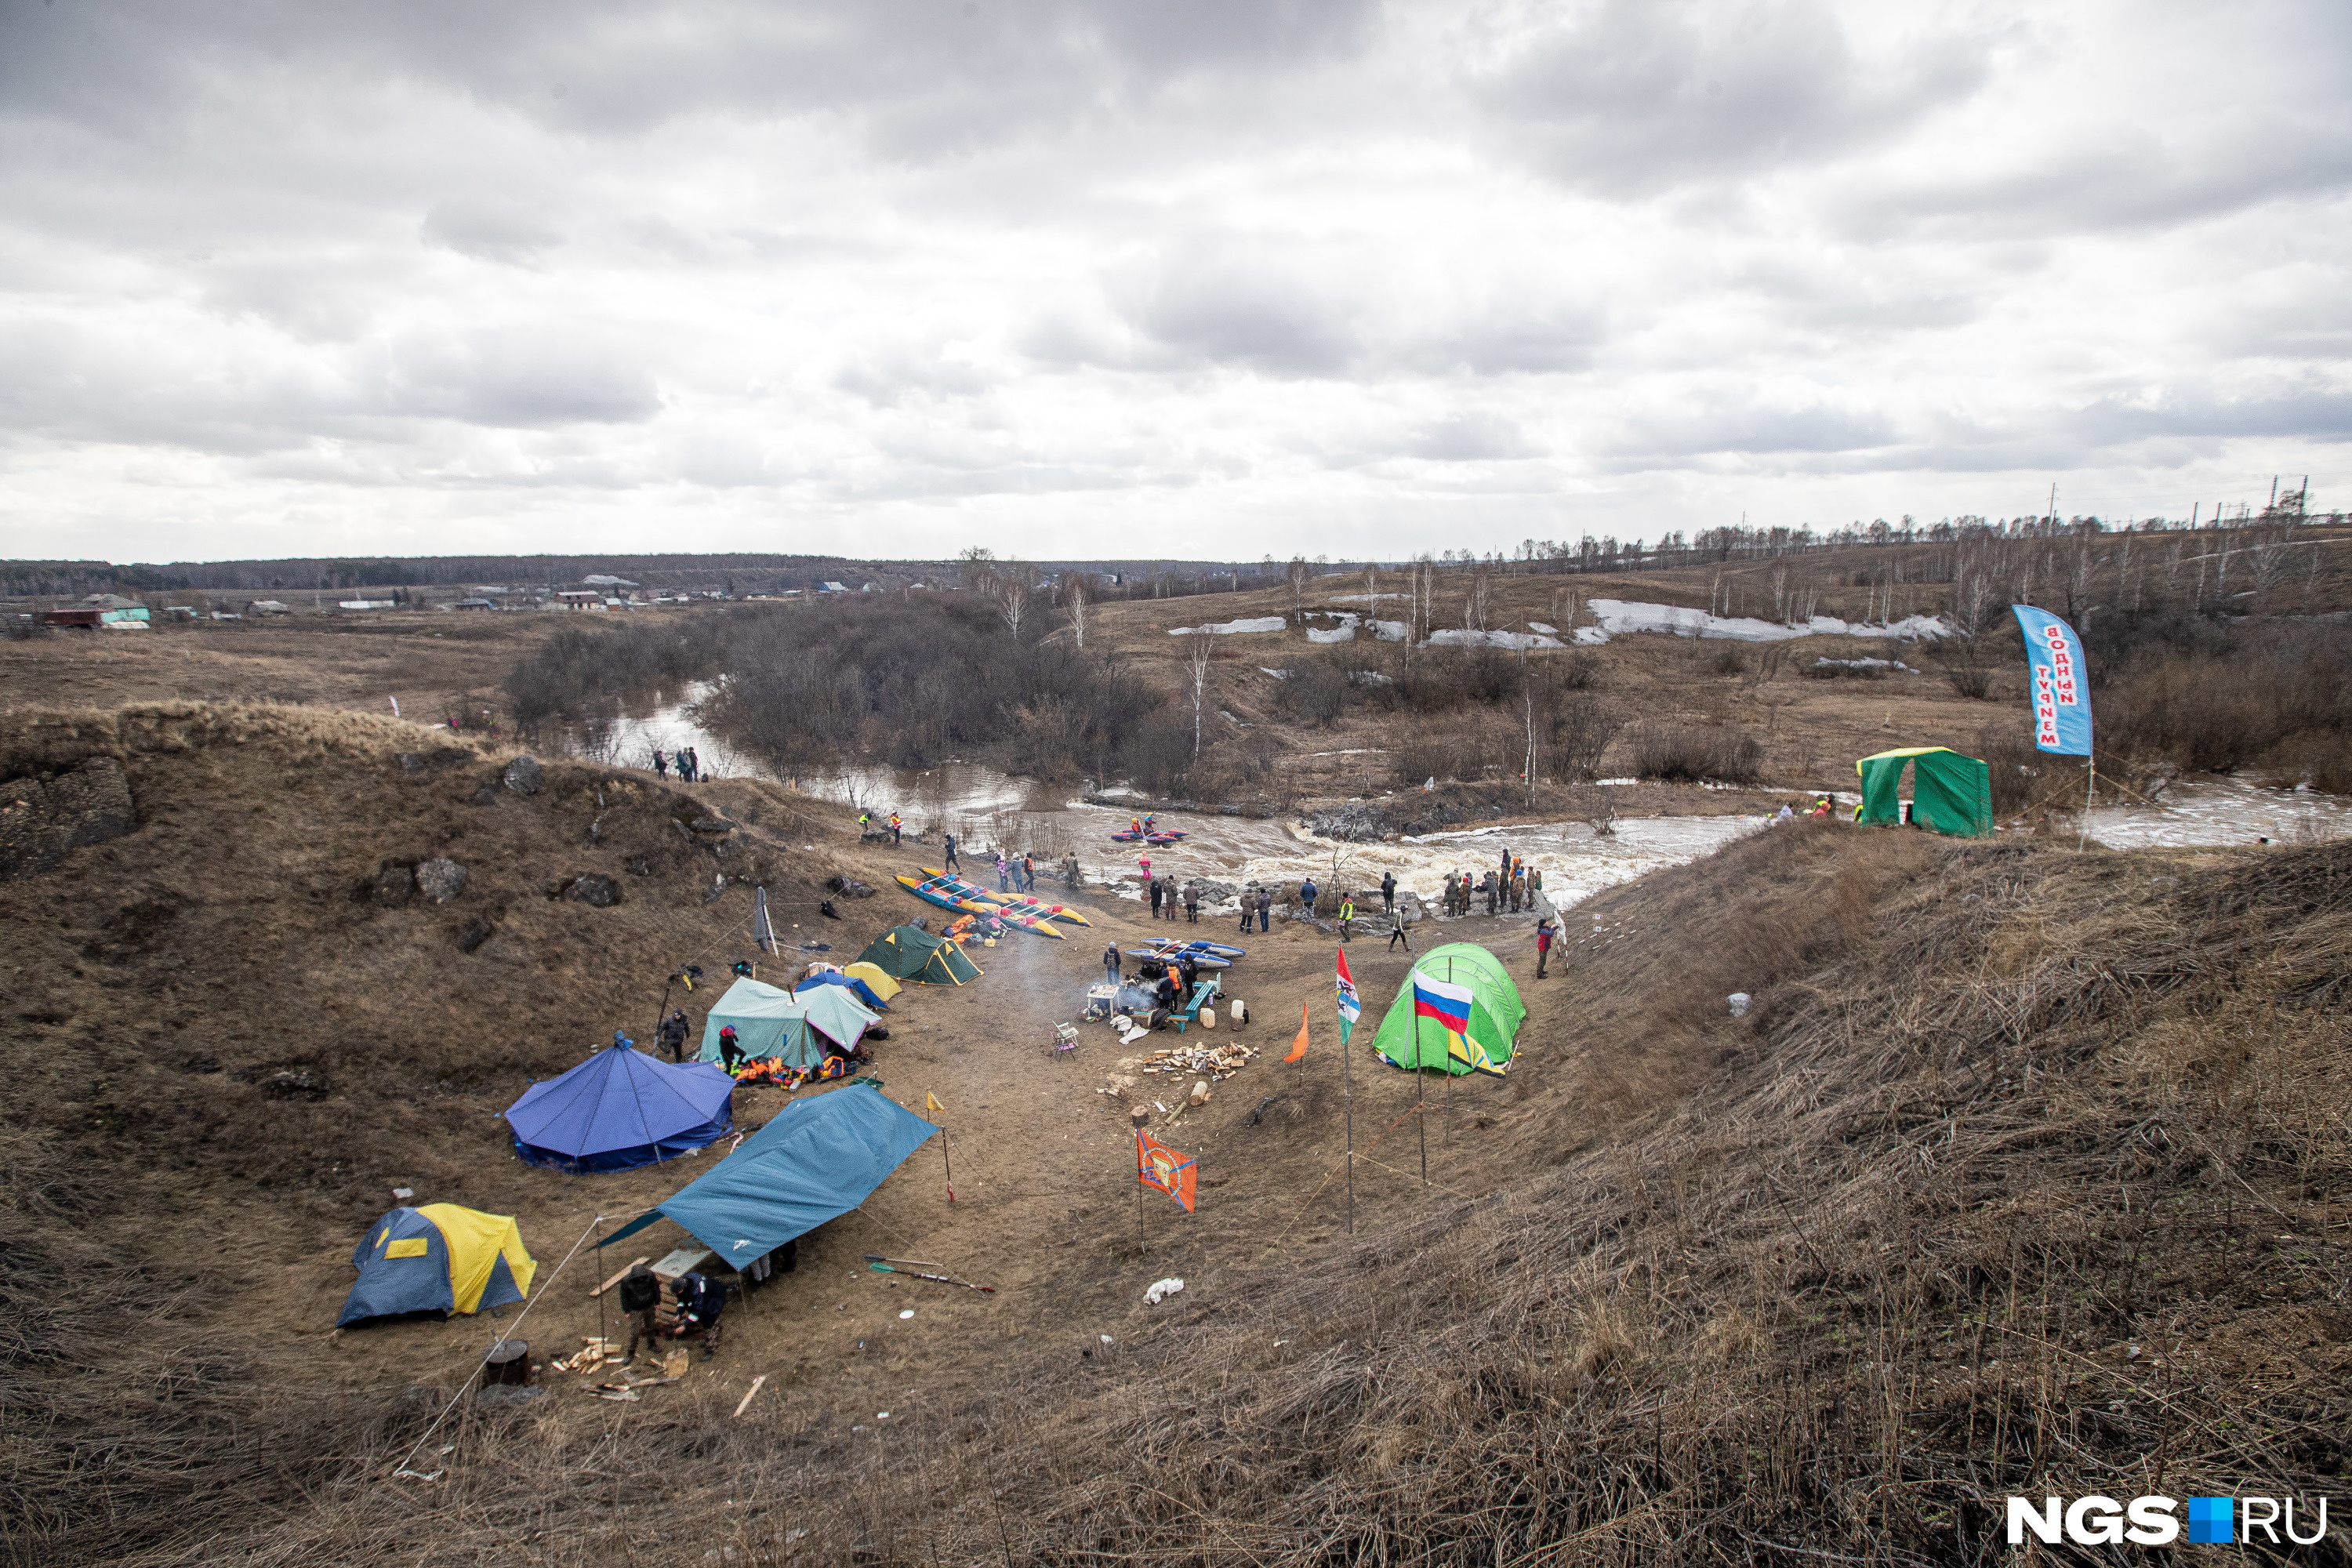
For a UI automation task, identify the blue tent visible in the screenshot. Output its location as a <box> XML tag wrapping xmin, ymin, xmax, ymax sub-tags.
<box><xmin>795</xmin><ymin>970</ymin><xmax>890</xmax><ymax>1011</ymax></box>
<box><xmin>597</xmin><ymin>1085</ymin><xmax>936</xmax><ymax>1272</ymax></box>
<box><xmin>503</xmin><ymin>1044</ymin><xmax>735</xmax><ymax>1173</ymax></box>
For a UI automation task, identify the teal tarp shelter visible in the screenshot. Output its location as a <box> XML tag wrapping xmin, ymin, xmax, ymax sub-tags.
<box><xmin>1853</xmin><ymin>746</ymin><xmax>1994</xmax><ymax>837</ymax></box>
<box><xmin>597</xmin><ymin>1084</ymin><xmax>937</xmax><ymax>1271</ymax></box>
<box><xmin>699</xmin><ymin>977</ymin><xmax>877</xmax><ymax>1067</ymax></box>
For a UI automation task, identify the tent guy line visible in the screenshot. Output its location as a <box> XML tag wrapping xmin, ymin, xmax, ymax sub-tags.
<box><xmin>389</xmin><ymin>1209</ymin><xmax>609</xmax><ymax>1483</ymax></box>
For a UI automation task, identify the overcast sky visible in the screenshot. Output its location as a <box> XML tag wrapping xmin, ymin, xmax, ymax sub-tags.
<box><xmin>2</xmin><ymin>0</ymin><xmax>2347</xmax><ymax>564</ymax></box>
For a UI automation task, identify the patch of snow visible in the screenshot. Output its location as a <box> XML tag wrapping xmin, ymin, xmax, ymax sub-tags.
<box><xmin>1424</xmin><ymin>628</ymin><xmax>1565</xmax><ymax>649</ymax></box>
<box><xmin>1330</xmin><ymin>593</ymin><xmax>1410</xmax><ymax>603</ymax></box>
<box><xmin>1169</xmin><ymin>616</ymin><xmax>1287</xmax><ymax>636</ymax></box>
<box><xmin>1307</xmin><ymin>612</ymin><xmax>1359</xmax><ymax>644</ymax></box>
<box><xmin>1350</xmin><ymin>670</ymin><xmax>1393</xmax><ymax>685</ymax></box>
<box><xmin>1594</xmin><ymin>777</ymin><xmax>1639</xmax><ymax>786</ymax></box>
<box><xmin>1573</xmin><ymin>626</ymin><xmax>1610</xmax><ymax>644</ymax></box>
<box><xmin>1586</xmin><ymin>599</ymin><xmax>1952</xmax><ymax>643</ymax></box>
<box><xmin>1813</xmin><ymin>656</ymin><xmax>1918</xmax><ymax>672</ymax></box>
<box><xmin>1258</xmin><ymin>666</ymin><xmax>1290</xmax><ymax>680</ymax></box>
<box><xmin>1528</xmin><ymin>622</ymin><xmax>1558</xmax><ymax>634</ymax></box>
<box><xmin>1373</xmin><ymin>619</ymin><xmax>1409</xmax><ymax>641</ymax></box>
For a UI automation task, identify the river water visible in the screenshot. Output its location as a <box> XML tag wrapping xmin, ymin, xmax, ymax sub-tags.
<box><xmin>553</xmin><ymin>687</ymin><xmax>2347</xmax><ymax>912</ymax></box>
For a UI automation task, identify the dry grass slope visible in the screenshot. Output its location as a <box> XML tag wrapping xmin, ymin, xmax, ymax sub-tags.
<box><xmin>3</xmin><ymin>704</ymin><xmax>2346</xmax><ymax>1564</ymax></box>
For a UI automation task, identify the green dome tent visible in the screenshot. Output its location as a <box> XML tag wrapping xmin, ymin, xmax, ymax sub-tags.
<box><xmin>855</xmin><ymin>924</ymin><xmax>983</xmax><ymax>985</ymax></box>
<box><xmin>1853</xmin><ymin>746</ymin><xmax>1994</xmax><ymax>837</ymax></box>
<box><xmin>1371</xmin><ymin>943</ymin><xmax>1526</xmax><ymax>1077</ymax></box>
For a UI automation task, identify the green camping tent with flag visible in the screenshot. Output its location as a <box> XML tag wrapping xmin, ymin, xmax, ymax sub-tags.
<box><xmin>1853</xmin><ymin>746</ymin><xmax>1994</xmax><ymax>837</ymax></box>
<box><xmin>855</xmin><ymin>923</ymin><xmax>983</xmax><ymax>985</ymax></box>
<box><xmin>1372</xmin><ymin>942</ymin><xmax>1526</xmax><ymax>1077</ymax></box>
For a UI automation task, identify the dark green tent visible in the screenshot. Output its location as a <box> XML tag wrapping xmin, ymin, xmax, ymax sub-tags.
<box><xmin>855</xmin><ymin>924</ymin><xmax>983</xmax><ymax>985</ymax></box>
<box><xmin>1853</xmin><ymin>746</ymin><xmax>1994</xmax><ymax>837</ymax></box>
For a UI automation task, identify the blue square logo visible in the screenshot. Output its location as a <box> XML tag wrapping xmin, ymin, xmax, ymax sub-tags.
<box><xmin>2187</xmin><ymin>1497</ymin><xmax>2234</xmax><ymax>1544</ymax></box>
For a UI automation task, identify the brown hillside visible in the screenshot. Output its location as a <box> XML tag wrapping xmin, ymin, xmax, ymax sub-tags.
<box><xmin>2</xmin><ymin>704</ymin><xmax>2346</xmax><ymax>1563</ymax></box>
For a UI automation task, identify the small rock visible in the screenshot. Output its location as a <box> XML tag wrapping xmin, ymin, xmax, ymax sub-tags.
<box><xmin>455</xmin><ymin>916</ymin><xmax>494</xmax><ymax>953</ymax></box>
<box><xmin>689</xmin><ymin>818</ymin><xmax>733</xmax><ymax>835</ymax></box>
<box><xmin>372</xmin><ymin>863</ymin><xmax>415</xmax><ymax>907</ymax></box>
<box><xmin>565</xmin><ymin>874</ymin><xmax>622</xmax><ymax>908</ymax></box>
<box><xmin>503</xmin><ymin>755</ymin><xmax>543</xmax><ymax>796</ymax></box>
<box><xmin>415</xmin><ymin>858</ymin><xmax>468</xmax><ymax>904</ymax></box>
<box><xmin>626</xmin><ymin>857</ymin><xmax>652</xmax><ymax>877</ymax></box>
<box><xmin>259</xmin><ymin>1069</ymin><xmax>329</xmax><ymax>1100</ymax></box>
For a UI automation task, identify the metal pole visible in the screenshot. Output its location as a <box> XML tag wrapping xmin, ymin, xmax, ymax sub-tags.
<box><xmin>1443</xmin><ymin>956</ymin><xmax>1454</xmax><ymax>1144</ymax></box>
<box><xmin>1414</xmin><ymin>966</ymin><xmax>1427</xmax><ymax>1185</ymax></box>
<box><xmin>2080</xmin><ymin>757</ymin><xmax>2094</xmax><ymax>853</ymax></box>
<box><xmin>1343</xmin><ymin>1023</ymin><xmax>1355</xmax><ymax>1232</ymax></box>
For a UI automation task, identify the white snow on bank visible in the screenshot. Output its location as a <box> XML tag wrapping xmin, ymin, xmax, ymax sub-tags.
<box><xmin>1307</xmin><ymin>613</ymin><xmax>1359</xmax><ymax>643</ymax></box>
<box><xmin>1330</xmin><ymin>593</ymin><xmax>1410</xmax><ymax>603</ymax></box>
<box><xmin>1169</xmin><ymin>616</ymin><xmax>1287</xmax><ymax>635</ymax></box>
<box><xmin>2085</xmin><ymin>778</ymin><xmax>2352</xmax><ymax>850</ymax></box>
<box><xmin>1581</xmin><ymin>600</ymin><xmax>1952</xmax><ymax>644</ymax></box>
<box><xmin>1374</xmin><ymin>619</ymin><xmax>1408</xmax><ymax>641</ymax></box>
<box><xmin>1258</xmin><ymin>666</ymin><xmax>1290</xmax><ymax>679</ymax></box>
<box><xmin>1528</xmin><ymin>622</ymin><xmax>1558</xmax><ymax>634</ymax></box>
<box><xmin>1425</xmin><ymin>627</ymin><xmax>1565</xmax><ymax>649</ymax></box>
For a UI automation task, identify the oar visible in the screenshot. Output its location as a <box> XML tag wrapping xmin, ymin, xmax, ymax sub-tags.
<box><xmin>864</xmin><ymin>1256</ymin><xmax>995</xmax><ymax>1293</ymax></box>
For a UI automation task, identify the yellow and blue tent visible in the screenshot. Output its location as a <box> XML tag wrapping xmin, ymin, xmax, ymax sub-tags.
<box><xmin>339</xmin><ymin>1204</ymin><xmax>536</xmax><ymax>1327</ymax></box>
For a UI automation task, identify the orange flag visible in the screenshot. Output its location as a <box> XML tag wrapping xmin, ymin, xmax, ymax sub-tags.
<box><xmin>1136</xmin><ymin>1129</ymin><xmax>1196</xmax><ymax>1212</ymax></box>
<box><xmin>1284</xmin><ymin>1003</ymin><xmax>1310</xmax><ymax>1062</ymax></box>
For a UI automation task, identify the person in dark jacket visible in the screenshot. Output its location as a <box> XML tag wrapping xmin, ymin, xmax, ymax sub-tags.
<box><xmin>618</xmin><ymin>1266</ymin><xmax>663</xmax><ymax>1363</ymax></box>
<box><xmin>1535</xmin><ymin>918</ymin><xmax>1556</xmax><ymax>978</ymax></box>
<box><xmin>1299</xmin><ymin>877</ymin><xmax>1318</xmax><ymax>919</ymax></box>
<box><xmin>717</xmin><ymin>1025</ymin><xmax>744</xmax><ymax>1073</ymax></box>
<box><xmin>1381</xmin><ymin>871</ymin><xmax>1396</xmax><ymax>913</ymax></box>
<box><xmin>1149</xmin><ymin>877</ymin><xmax>1164</xmax><ymax>919</ymax></box>
<box><xmin>657</xmin><ymin>1009</ymin><xmax>690</xmax><ymax>1062</ymax></box>
<box><xmin>1256</xmin><ymin>886</ymin><xmax>1272</xmax><ymax>933</ymax></box>
<box><xmin>671</xmin><ymin>1270</ymin><xmax>726</xmax><ymax>1356</ymax></box>
<box><xmin>942</xmin><ymin>833</ymin><xmax>960</xmax><ymax>870</ymax></box>
<box><xmin>1102</xmin><ymin>942</ymin><xmax>1121</xmax><ymax>986</ymax></box>
<box><xmin>1183</xmin><ymin>880</ymin><xmax>1200</xmax><ymax>923</ymax></box>
<box><xmin>652</xmin><ymin>749</ymin><xmax>669</xmax><ymax>778</ymax></box>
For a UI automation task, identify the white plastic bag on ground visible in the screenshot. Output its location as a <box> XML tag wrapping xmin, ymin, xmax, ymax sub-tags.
<box><xmin>1144</xmin><ymin>1277</ymin><xmax>1185</xmax><ymax>1306</ymax></box>
<box><xmin>1728</xmin><ymin>992</ymin><xmax>1751</xmax><ymax>1018</ymax></box>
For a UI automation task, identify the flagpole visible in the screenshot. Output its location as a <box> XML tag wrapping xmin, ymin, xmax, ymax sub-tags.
<box><xmin>1443</xmin><ymin>956</ymin><xmax>1454</xmax><ymax>1145</ymax></box>
<box><xmin>941</xmin><ymin>1127</ymin><xmax>954</xmax><ymax>1203</ymax></box>
<box><xmin>1414</xmin><ymin>963</ymin><xmax>1428</xmax><ymax>1187</ymax></box>
<box><xmin>1343</xmin><ymin>1018</ymin><xmax>1356</xmax><ymax>1235</ymax></box>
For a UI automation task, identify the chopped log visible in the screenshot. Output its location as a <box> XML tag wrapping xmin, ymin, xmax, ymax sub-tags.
<box><xmin>732</xmin><ymin>1374</ymin><xmax>768</xmax><ymax>1418</ymax></box>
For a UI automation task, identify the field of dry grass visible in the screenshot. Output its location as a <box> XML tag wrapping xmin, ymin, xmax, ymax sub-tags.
<box><xmin>4</xmin><ymin>698</ymin><xmax>2347</xmax><ymax>1563</ymax></box>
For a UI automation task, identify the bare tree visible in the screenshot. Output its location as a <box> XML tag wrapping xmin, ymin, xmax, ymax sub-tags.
<box><xmin>1187</xmin><ymin>629</ymin><xmax>1214</xmax><ymax>760</ymax></box>
<box><xmin>1362</xmin><ymin>561</ymin><xmax>1378</xmax><ymax>605</ymax></box>
<box><xmin>991</xmin><ymin>561</ymin><xmax>1036</xmax><ymax>638</ymax></box>
<box><xmin>1769</xmin><ymin>562</ymin><xmax>1789</xmax><ymax>622</ymax></box>
<box><xmin>1466</xmin><ymin>562</ymin><xmax>1495</xmax><ymax>631</ymax></box>
<box><xmin>1285</xmin><ymin>557</ymin><xmax>1312</xmax><ymax>627</ymax></box>
<box><xmin>1065</xmin><ymin>575</ymin><xmax>1089</xmax><ymax>651</ymax></box>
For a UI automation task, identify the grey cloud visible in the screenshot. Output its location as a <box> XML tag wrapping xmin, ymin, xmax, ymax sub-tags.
<box><xmin>1120</xmin><ymin>243</ymin><xmax>1359</xmax><ymax>376</ymax></box>
<box><xmin>420</xmin><ymin>200</ymin><xmax>562</xmax><ymax>265</ymax></box>
<box><xmin>1475</xmin><ymin>0</ymin><xmax>1991</xmax><ymax>195</ymax></box>
<box><xmin>1401</xmin><ymin>412</ymin><xmax>1542</xmax><ymax>461</ymax></box>
<box><xmin>376</xmin><ymin>328</ymin><xmax>660</xmax><ymax>427</ymax></box>
<box><xmin>833</xmin><ymin>344</ymin><xmax>997</xmax><ymax>406</ymax></box>
<box><xmin>1608</xmin><ymin>392</ymin><xmax>1896</xmax><ymax>462</ymax></box>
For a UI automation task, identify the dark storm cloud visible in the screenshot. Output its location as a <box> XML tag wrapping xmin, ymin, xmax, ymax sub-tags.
<box><xmin>1474</xmin><ymin>0</ymin><xmax>1992</xmax><ymax>197</ymax></box>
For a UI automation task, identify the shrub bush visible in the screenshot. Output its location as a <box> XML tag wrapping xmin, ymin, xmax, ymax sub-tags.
<box><xmin>1624</xmin><ymin>722</ymin><xmax>1762</xmax><ymax>784</ymax></box>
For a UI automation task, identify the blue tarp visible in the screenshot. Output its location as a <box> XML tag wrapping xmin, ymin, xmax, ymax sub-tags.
<box><xmin>597</xmin><ymin>1085</ymin><xmax>937</xmax><ymax>1271</ymax></box>
<box><xmin>503</xmin><ymin>1044</ymin><xmax>735</xmax><ymax>1173</ymax></box>
<box><xmin>794</xmin><ymin>971</ymin><xmax>889</xmax><ymax>1011</ymax></box>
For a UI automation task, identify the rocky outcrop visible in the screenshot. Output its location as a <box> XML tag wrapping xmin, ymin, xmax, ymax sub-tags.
<box><xmin>503</xmin><ymin>755</ymin><xmax>544</xmax><ymax>796</ymax></box>
<box><xmin>1307</xmin><ymin>802</ymin><xmax>1386</xmax><ymax>841</ymax></box>
<box><xmin>564</xmin><ymin>874</ymin><xmax>622</xmax><ymax>907</ymax></box>
<box><xmin>0</xmin><ymin>757</ymin><xmax>137</xmax><ymax>878</ymax></box>
<box><xmin>415</xmin><ymin>858</ymin><xmax>469</xmax><ymax>904</ymax></box>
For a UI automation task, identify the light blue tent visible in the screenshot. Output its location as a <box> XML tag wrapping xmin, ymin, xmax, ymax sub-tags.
<box><xmin>597</xmin><ymin>1085</ymin><xmax>936</xmax><ymax>1272</ymax></box>
<box><xmin>698</xmin><ymin>977</ymin><xmax>877</xmax><ymax>1067</ymax></box>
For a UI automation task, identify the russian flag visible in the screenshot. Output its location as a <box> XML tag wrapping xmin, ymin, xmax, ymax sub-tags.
<box><xmin>1412</xmin><ymin>972</ymin><xmax>1474</xmax><ymax>1034</ymax></box>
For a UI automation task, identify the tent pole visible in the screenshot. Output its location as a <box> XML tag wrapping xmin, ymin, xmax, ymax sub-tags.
<box><xmin>1443</xmin><ymin>957</ymin><xmax>1454</xmax><ymax>1143</ymax></box>
<box><xmin>942</xmin><ymin>1127</ymin><xmax>955</xmax><ymax>1203</ymax></box>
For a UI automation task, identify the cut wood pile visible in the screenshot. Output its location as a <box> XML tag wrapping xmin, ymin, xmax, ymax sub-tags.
<box><xmin>1136</xmin><ymin>1041</ymin><xmax>1258</xmax><ymax>1080</ymax></box>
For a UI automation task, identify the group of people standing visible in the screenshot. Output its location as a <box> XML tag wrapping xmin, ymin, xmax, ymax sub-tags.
<box><xmin>1441</xmin><ymin>851</ymin><xmax>1541</xmax><ymax>918</ymax></box>
<box><xmin>652</xmin><ymin>746</ymin><xmax>704</xmax><ymax>782</ymax></box>
<box><xmin>1145</xmin><ymin>871</ymin><xmax>1202</xmax><ymax>921</ymax></box>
